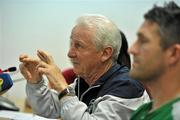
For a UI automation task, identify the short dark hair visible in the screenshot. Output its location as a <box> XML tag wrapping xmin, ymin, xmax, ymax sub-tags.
<box><xmin>144</xmin><ymin>1</ymin><xmax>180</xmax><ymax>49</ymax></box>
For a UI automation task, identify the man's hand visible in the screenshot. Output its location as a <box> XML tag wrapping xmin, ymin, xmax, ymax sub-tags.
<box><xmin>19</xmin><ymin>54</ymin><xmax>42</xmax><ymax>84</ymax></box>
<box><xmin>36</xmin><ymin>50</ymin><xmax>68</xmax><ymax>92</ymax></box>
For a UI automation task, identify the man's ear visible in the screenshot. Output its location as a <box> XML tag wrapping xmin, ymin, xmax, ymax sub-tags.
<box><xmin>101</xmin><ymin>47</ymin><xmax>113</xmax><ymax>62</ymax></box>
<box><xmin>166</xmin><ymin>44</ymin><xmax>180</xmax><ymax>65</ymax></box>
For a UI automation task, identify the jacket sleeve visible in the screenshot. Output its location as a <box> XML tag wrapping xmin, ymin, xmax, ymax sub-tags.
<box><xmin>59</xmin><ymin>92</ymin><xmax>149</xmax><ymax>120</ymax></box>
<box><xmin>26</xmin><ymin>80</ymin><xmax>61</xmax><ymax>118</ymax></box>
<box><xmin>59</xmin><ymin>95</ymin><xmax>134</xmax><ymax>120</ymax></box>
<box><xmin>26</xmin><ymin>80</ymin><xmax>150</xmax><ymax>120</ymax></box>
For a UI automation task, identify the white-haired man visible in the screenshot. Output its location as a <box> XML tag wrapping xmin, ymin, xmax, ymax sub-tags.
<box><xmin>19</xmin><ymin>14</ymin><xmax>149</xmax><ymax>120</ymax></box>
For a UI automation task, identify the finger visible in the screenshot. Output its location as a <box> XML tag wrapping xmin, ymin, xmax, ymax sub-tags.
<box><xmin>19</xmin><ymin>63</ymin><xmax>32</xmax><ymax>80</ymax></box>
<box><xmin>37</xmin><ymin>52</ymin><xmax>47</xmax><ymax>63</ymax></box>
<box><xmin>37</xmin><ymin>67</ymin><xmax>49</xmax><ymax>75</ymax></box>
<box><xmin>37</xmin><ymin>50</ymin><xmax>54</xmax><ymax>64</ymax></box>
<box><xmin>37</xmin><ymin>50</ymin><xmax>49</xmax><ymax>63</ymax></box>
<box><xmin>36</xmin><ymin>61</ymin><xmax>49</xmax><ymax>69</ymax></box>
<box><xmin>36</xmin><ymin>61</ymin><xmax>50</xmax><ymax>74</ymax></box>
<box><xmin>19</xmin><ymin>54</ymin><xmax>29</xmax><ymax>62</ymax></box>
<box><xmin>21</xmin><ymin>57</ymin><xmax>40</xmax><ymax>64</ymax></box>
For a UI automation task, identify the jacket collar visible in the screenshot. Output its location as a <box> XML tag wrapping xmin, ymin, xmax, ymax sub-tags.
<box><xmin>93</xmin><ymin>63</ymin><xmax>129</xmax><ymax>86</ymax></box>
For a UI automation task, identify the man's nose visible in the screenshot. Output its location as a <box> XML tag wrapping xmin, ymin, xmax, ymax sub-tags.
<box><xmin>67</xmin><ymin>47</ymin><xmax>76</xmax><ymax>58</ymax></box>
<box><xmin>128</xmin><ymin>41</ymin><xmax>139</xmax><ymax>56</ymax></box>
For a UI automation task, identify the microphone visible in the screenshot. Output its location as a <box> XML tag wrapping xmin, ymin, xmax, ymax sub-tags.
<box><xmin>2</xmin><ymin>67</ymin><xmax>17</xmax><ymax>72</ymax></box>
<box><xmin>0</xmin><ymin>73</ymin><xmax>13</xmax><ymax>95</ymax></box>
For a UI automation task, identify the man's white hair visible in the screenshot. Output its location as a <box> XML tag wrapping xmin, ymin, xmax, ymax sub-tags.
<box><xmin>75</xmin><ymin>14</ymin><xmax>122</xmax><ymax>62</ymax></box>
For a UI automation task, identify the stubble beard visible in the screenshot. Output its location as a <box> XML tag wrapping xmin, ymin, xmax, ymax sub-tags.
<box><xmin>129</xmin><ymin>65</ymin><xmax>165</xmax><ymax>84</ymax></box>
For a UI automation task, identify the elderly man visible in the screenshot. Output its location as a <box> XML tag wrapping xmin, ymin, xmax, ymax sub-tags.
<box><xmin>19</xmin><ymin>14</ymin><xmax>149</xmax><ymax>120</ymax></box>
<box><xmin>129</xmin><ymin>2</ymin><xmax>180</xmax><ymax>120</ymax></box>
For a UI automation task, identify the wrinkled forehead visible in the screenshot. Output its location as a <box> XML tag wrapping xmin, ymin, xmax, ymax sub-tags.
<box><xmin>72</xmin><ymin>24</ymin><xmax>95</xmax><ymax>33</ymax></box>
<box><xmin>70</xmin><ymin>25</ymin><xmax>96</xmax><ymax>45</ymax></box>
<box><xmin>71</xmin><ymin>25</ymin><xmax>96</xmax><ymax>39</ymax></box>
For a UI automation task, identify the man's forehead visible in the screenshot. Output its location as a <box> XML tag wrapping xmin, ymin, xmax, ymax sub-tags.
<box><xmin>137</xmin><ymin>20</ymin><xmax>160</xmax><ymax>37</ymax></box>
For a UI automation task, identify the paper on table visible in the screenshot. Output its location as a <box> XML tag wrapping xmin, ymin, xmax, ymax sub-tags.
<box><xmin>0</xmin><ymin>110</ymin><xmax>58</xmax><ymax>120</ymax></box>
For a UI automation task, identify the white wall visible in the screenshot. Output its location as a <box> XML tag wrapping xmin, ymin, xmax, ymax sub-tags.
<box><xmin>0</xmin><ymin>4</ymin><xmax>2</xmax><ymax>66</ymax></box>
<box><xmin>0</xmin><ymin>0</ymin><xmax>179</xmax><ymax>99</ymax></box>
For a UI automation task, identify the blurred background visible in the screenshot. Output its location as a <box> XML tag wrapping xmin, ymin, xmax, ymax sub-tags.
<box><xmin>0</xmin><ymin>0</ymin><xmax>179</xmax><ymax>111</ymax></box>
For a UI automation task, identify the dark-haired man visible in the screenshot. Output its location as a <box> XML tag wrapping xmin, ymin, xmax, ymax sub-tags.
<box><xmin>129</xmin><ymin>1</ymin><xmax>180</xmax><ymax>120</ymax></box>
